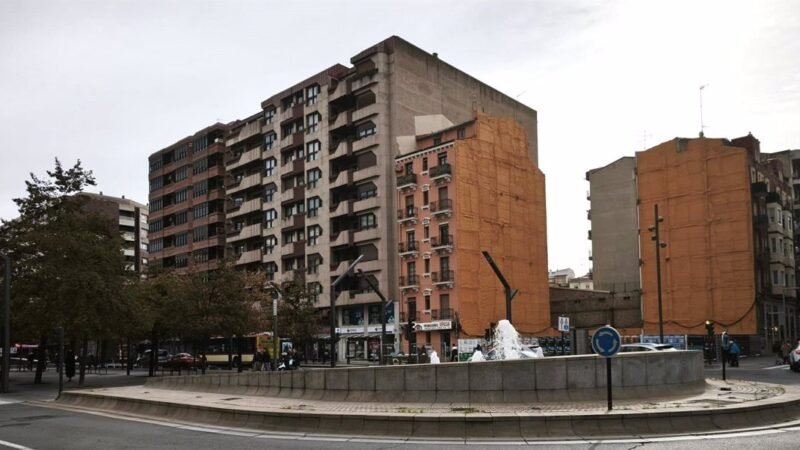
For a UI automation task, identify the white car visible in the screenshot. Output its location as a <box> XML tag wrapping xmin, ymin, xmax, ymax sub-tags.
<box><xmin>620</xmin><ymin>343</ymin><xmax>677</xmax><ymax>353</ymax></box>
<box><xmin>789</xmin><ymin>342</ymin><xmax>800</xmax><ymax>372</ymax></box>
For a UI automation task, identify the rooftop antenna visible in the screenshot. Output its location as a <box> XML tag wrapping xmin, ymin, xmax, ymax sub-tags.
<box><xmin>699</xmin><ymin>84</ymin><xmax>709</xmax><ymax>137</ymax></box>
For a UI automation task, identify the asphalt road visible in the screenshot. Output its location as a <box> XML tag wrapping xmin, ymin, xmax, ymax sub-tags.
<box><xmin>0</xmin><ymin>356</ymin><xmax>797</xmax><ymax>449</ymax></box>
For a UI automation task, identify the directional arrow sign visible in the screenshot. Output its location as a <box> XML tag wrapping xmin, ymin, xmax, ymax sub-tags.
<box><xmin>591</xmin><ymin>325</ymin><xmax>621</xmax><ymax>357</ymax></box>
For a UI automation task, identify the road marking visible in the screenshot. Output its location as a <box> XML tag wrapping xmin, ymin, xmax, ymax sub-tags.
<box><xmin>0</xmin><ymin>439</ymin><xmax>34</xmax><ymax>450</ymax></box>
<box><xmin>762</xmin><ymin>365</ymin><xmax>789</xmax><ymax>370</ymax></box>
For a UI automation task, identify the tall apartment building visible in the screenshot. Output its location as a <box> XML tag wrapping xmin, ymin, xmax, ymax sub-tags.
<box><xmin>588</xmin><ymin>135</ymin><xmax>797</xmax><ymax>352</ymax></box>
<box><xmin>760</xmin><ymin>149</ymin><xmax>800</xmax><ymax>296</ymax></box>
<box><xmin>394</xmin><ymin>114</ymin><xmax>549</xmax><ymax>356</ymax></box>
<box><xmin>149</xmin><ymin>36</ymin><xmax>541</xmax><ymax>363</ymax></box>
<box><xmin>147</xmin><ymin>124</ymin><xmax>228</xmax><ymax>272</ymax></box>
<box><xmin>78</xmin><ymin>192</ymin><xmax>149</xmax><ymax>274</ymax></box>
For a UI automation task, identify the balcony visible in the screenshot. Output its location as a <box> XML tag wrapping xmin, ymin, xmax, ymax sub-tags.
<box><xmin>228</xmin><ymin>223</ymin><xmax>261</xmax><ymax>243</ymax></box>
<box><xmin>280</xmin><ymin>133</ymin><xmax>298</xmax><ymax>149</ymax></box>
<box><xmin>235</xmin><ymin>248</ymin><xmax>262</xmax><ymax>265</ymax></box>
<box><xmin>430</xmin><ymin>235</ymin><xmax>454</xmax><ymax>253</ymax></box>
<box><xmin>430</xmin><ymin>198</ymin><xmax>453</xmax><ymax>218</ymax></box>
<box><xmin>228</xmin><ymin>198</ymin><xmax>261</xmax><ymax>218</ymax></box>
<box><xmin>396</xmin><ymin>173</ymin><xmax>417</xmax><ymax>191</ymax></box>
<box><xmin>228</xmin><ymin>146</ymin><xmax>262</xmax><ymax>171</ymax></box>
<box><xmin>353</xmin><ymin>226</ymin><xmax>380</xmax><ymax>243</ymax></box>
<box><xmin>352</xmin><ymin>102</ymin><xmax>378</xmax><ymax>123</ymax></box>
<box><xmin>352</xmin><ymin>133</ymin><xmax>379</xmax><ymax>152</ymax></box>
<box><xmin>430</xmin><ymin>308</ymin><xmax>454</xmax><ymax>320</ymax></box>
<box><xmin>227</xmin><ymin>172</ymin><xmax>261</xmax><ymax>194</ymax></box>
<box><xmin>431</xmin><ymin>270</ymin><xmax>455</xmax><ymax>288</ymax></box>
<box><xmin>429</xmin><ymin>163</ymin><xmax>452</xmax><ymax>183</ymax></box>
<box><xmin>399</xmin><ymin>274</ymin><xmax>420</xmax><ymax>291</ymax></box>
<box><xmin>397</xmin><ymin>207</ymin><xmax>418</xmax><ymax>226</ymax></box>
<box><xmin>281</xmin><ymin>213</ymin><xmax>305</xmax><ymax>230</ymax></box>
<box><xmin>398</xmin><ymin>240</ymin><xmax>420</xmax><ymax>258</ymax></box>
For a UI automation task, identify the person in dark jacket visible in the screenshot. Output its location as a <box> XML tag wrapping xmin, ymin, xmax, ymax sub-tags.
<box><xmin>65</xmin><ymin>349</ymin><xmax>76</xmax><ymax>382</ymax></box>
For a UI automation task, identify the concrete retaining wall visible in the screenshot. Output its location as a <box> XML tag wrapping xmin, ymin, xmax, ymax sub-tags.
<box><xmin>146</xmin><ymin>351</ymin><xmax>705</xmax><ymax>403</ymax></box>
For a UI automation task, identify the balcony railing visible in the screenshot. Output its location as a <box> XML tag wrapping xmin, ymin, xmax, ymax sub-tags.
<box><xmin>399</xmin><ymin>274</ymin><xmax>420</xmax><ymax>289</ymax></box>
<box><xmin>396</xmin><ymin>173</ymin><xmax>417</xmax><ymax>190</ymax></box>
<box><xmin>399</xmin><ymin>311</ymin><xmax>417</xmax><ymax>323</ymax></box>
<box><xmin>430</xmin><ymin>308</ymin><xmax>454</xmax><ymax>320</ymax></box>
<box><xmin>431</xmin><ymin>270</ymin><xmax>455</xmax><ymax>286</ymax></box>
<box><xmin>397</xmin><ymin>207</ymin><xmax>418</xmax><ymax>224</ymax></box>
<box><xmin>398</xmin><ymin>240</ymin><xmax>420</xmax><ymax>255</ymax></box>
<box><xmin>430</xmin><ymin>198</ymin><xmax>453</xmax><ymax>217</ymax></box>
<box><xmin>430</xmin><ymin>234</ymin><xmax>454</xmax><ymax>252</ymax></box>
<box><xmin>429</xmin><ymin>163</ymin><xmax>452</xmax><ymax>182</ymax></box>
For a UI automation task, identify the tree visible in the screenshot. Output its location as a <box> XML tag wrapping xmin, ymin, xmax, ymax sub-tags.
<box><xmin>276</xmin><ymin>280</ymin><xmax>321</xmax><ymax>360</ymax></box>
<box><xmin>0</xmin><ymin>159</ymin><xmax>130</xmax><ymax>384</ymax></box>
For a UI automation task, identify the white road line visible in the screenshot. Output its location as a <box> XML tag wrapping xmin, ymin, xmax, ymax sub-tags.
<box><xmin>0</xmin><ymin>438</ymin><xmax>35</xmax><ymax>450</ymax></box>
<box><xmin>762</xmin><ymin>365</ymin><xmax>789</xmax><ymax>370</ymax></box>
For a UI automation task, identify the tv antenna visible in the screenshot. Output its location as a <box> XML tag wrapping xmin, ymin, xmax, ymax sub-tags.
<box><xmin>699</xmin><ymin>84</ymin><xmax>709</xmax><ymax>137</ymax></box>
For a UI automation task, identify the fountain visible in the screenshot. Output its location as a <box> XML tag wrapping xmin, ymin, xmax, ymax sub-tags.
<box><xmin>429</xmin><ymin>351</ymin><xmax>440</xmax><ymax>364</ymax></box>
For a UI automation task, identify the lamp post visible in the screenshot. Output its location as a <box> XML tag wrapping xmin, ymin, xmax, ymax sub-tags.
<box><xmin>0</xmin><ymin>252</ymin><xmax>10</xmax><ymax>394</ymax></box>
<box><xmin>481</xmin><ymin>251</ymin><xmax>518</xmax><ymax>323</ymax></box>
<box><xmin>648</xmin><ymin>205</ymin><xmax>667</xmax><ymax>344</ymax></box>
<box><xmin>268</xmin><ymin>281</ymin><xmax>281</xmax><ymax>370</ymax></box>
<box><xmin>357</xmin><ymin>269</ymin><xmax>391</xmax><ymax>365</ymax></box>
<box><xmin>329</xmin><ymin>255</ymin><xmax>364</xmax><ymax>368</ymax></box>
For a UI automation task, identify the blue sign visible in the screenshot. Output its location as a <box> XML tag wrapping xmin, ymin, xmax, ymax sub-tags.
<box><xmin>592</xmin><ymin>326</ymin><xmax>622</xmax><ymax>357</ymax></box>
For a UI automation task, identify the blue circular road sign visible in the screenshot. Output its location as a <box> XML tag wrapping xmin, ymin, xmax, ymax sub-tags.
<box><xmin>592</xmin><ymin>326</ymin><xmax>622</xmax><ymax>357</ymax></box>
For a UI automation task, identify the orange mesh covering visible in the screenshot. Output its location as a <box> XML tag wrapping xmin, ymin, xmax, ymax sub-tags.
<box><xmin>636</xmin><ymin>138</ymin><xmax>756</xmax><ymax>335</ymax></box>
<box><xmin>454</xmin><ymin>115</ymin><xmax>550</xmax><ymax>336</ymax></box>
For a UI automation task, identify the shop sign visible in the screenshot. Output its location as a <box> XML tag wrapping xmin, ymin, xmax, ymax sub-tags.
<box><xmin>413</xmin><ymin>320</ymin><xmax>452</xmax><ymax>331</ymax></box>
<box><xmin>366</xmin><ymin>324</ymin><xmax>395</xmax><ymax>333</ymax></box>
<box><xmin>335</xmin><ymin>326</ymin><xmax>365</xmax><ymax>334</ymax></box>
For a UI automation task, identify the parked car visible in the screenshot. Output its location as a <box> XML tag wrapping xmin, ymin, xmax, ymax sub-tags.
<box><xmin>620</xmin><ymin>343</ymin><xmax>676</xmax><ymax>353</ymax></box>
<box><xmin>165</xmin><ymin>353</ymin><xmax>199</xmax><ymax>369</ymax></box>
<box><xmin>136</xmin><ymin>349</ymin><xmax>170</xmax><ymax>367</ymax></box>
<box><xmin>789</xmin><ymin>342</ymin><xmax>800</xmax><ymax>372</ymax></box>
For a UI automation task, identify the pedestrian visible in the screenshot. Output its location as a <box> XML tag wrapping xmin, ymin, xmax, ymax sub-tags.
<box><xmin>264</xmin><ymin>347</ymin><xmax>272</xmax><ymax>371</ymax></box>
<box><xmin>728</xmin><ymin>340</ymin><xmax>740</xmax><ymax>367</ymax></box>
<box><xmin>781</xmin><ymin>340</ymin><xmax>792</xmax><ymax>365</ymax></box>
<box><xmin>252</xmin><ymin>348</ymin><xmax>263</xmax><ymax>372</ymax></box>
<box><xmin>450</xmin><ymin>345</ymin><xmax>458</xmax><ymax>362</ymax></box>
<box><xmin>65</xmin><ymin>349</ymin><xmax>76</xmax><ymax>382</ymax></box>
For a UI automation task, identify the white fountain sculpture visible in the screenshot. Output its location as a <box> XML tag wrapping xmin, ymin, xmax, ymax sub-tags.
<box><xmin>429</xmin><ymin>351</ymin><xmax>440</xmax><ymax>364</ymax></box>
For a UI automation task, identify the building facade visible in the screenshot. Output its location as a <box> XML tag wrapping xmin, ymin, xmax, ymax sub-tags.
<box><xmin>147</xmin><ymin>36</ymin><xmax>541</xmax><ymax>363</ymax></box>
<box><xmin>79</xmin><ymin>192</ymin><xmax>149</xmax><ymax>274</ymax></box>
<box><xmin>589</xmin><ymin>135</ymin><xmax>797</xmax><ymax>352</ymax></box>
<box><xmin>147</xmin><ymin>124</ymin><xmax>228</xmax><ymax>272</ymax></box>
<box><xmin>395</xmin><ymin>114</ymin><xmax>549</xmax><ymax>356</ymax></box>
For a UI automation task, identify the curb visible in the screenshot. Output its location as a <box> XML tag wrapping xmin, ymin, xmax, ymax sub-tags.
<box><xmin>55</xmin><ymin>389</ymin><xmax>800</xmax><ymax>439</ymax></box>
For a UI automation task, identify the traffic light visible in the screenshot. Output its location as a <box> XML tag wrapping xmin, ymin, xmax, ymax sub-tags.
<box><xmin>705</xmin><ymin>320</ymin><xmax>714</xmax><ymax>336</ymax></box>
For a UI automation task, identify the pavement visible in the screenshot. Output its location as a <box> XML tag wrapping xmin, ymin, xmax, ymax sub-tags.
<box><xmin>50</xmin><ymin>374</ymin><xmax>800</xmax><ymax>439</ymax></box>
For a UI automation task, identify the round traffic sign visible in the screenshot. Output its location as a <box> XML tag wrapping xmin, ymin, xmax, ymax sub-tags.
<box><xmin>592</xmin><ymin>326</ymin><xmax>622</xmax><ymax>357</ymax></box>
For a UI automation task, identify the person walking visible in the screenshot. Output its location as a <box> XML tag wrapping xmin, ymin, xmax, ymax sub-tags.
<box><xmin>781</xmin><ymin>340</ymin><xmax>792</xmax><ymax>365</ymax></box>
<box><xmin>252</xmin><ymin>348</ymin><xmax>263</xmax><ymax>372</ymax></box>
<box><xmin>65</xmin><ymin>349</ymin><xmax>76</xmax><ymax>382</ymax></box>
<box><xmin>450</xmin><ymin>345</ymin><xmax>458</xmax><ymax>362</ymax></box>
<box><xmin>728</xmin><ymin>340</ymin><xmax>741</xmax><ymax>367</ymax></box>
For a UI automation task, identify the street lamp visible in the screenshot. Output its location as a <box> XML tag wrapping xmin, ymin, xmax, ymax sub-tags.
<box><xmin>356</xmin><ymin>269</ymin><xmax>391</xmax><ymax>365</ymax></box>
<box><xmin>0</xmin><ymin>252</ymin><xmax>10</xmax><ymax>394</ymax></box>
<box><xmin>268</xmin><ymin>281</ymin><xmax>282</xmax><ymax>370</ymax></box>
<box><xmin>329</xmin><ymin>255</ymin><xmax>364</xmax><ymax>368</ymax></box>
<box><xmin>647</xmin><ymin>205</ymin><xmax>667</xmax><ymax>344</ymax></box>
<box><xmin>482</xmin><ymin>251</ymin><xmax>518</xmax><ymax>323</ymax></box>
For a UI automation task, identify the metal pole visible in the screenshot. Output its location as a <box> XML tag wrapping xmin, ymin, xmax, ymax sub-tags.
<box><xmin>606</xmin><ymin>357</ymin><xmax>613</xmax><ymax>411</ymax></box>
<box><xmin>57</xmin><ymin>326</ymin><xmax>64</xmax><ymax>399</ymax></box>
<box><xmin>273</xmin><ymin>297</ymin><xmax>278</xmax><ymax>370</ymax></box>
<box><xmin>1</xmin><ymin>253</ymin><xmax>9</xmax><ymax>394</ymax></box>
<box><xmin>722</xmin><ymin>348</ymin><xmax>727</xmax><ymax>381</ymax></box>
<box><xmin>482</xmin><ymin>251</ymin><xmax>518</xmax><ymax>323</ymax></box>
<box><xmin>357</xmin><ymin>269</ymin><xmax>388</xmax><ymax>365</ymax></box>
<box><xmin>655</xmin><ymin>204</ymin><xmax>664</xmax><ymax>344</ymax></box>
<box><xmin>330</xmin><ymin>255</ymin><xmax>364</xmax><ymax>368</ymax></box>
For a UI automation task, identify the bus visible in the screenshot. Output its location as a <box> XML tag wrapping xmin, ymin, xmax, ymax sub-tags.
<box><xmin>203</xmin><ymin>332</ymin><xmax>283</xmax><ymax>368</ymax></box>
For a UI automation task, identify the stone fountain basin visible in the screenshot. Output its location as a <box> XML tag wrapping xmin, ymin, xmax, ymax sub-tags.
<box><xmin>146</xmin><ymin>351</ymin><xmax>705</xmax><ymax>403</ymax></box>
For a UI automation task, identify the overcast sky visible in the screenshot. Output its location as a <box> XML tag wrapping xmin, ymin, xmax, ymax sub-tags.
<box><xmin>1</xmin><ymin>0</ymin><xmax>798</xmax><ymax>275</ymax></box>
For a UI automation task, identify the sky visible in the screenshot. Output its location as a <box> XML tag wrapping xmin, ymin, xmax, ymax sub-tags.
<box><xmin>1</xmin><ymin>0</ymin><xmax>799</xmax><ymax>276</ymax></box>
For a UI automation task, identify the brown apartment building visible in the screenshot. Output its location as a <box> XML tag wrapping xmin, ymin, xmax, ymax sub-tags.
<box><xmin>147</xmin><ymin>36</ymin><xmax>543</xmax><ymax>363</ymax></box>
<box><xmin>78</xmin><ymin>192</ymin><xmax>149</xmax><ymax>274</ymax></box>
<box><xmin>395</xmin><ymin>114</ymin><xmax>549</xmax><ymax>356</ymax></box>
<box><xmin>589</xmin><ymin>134</ymin><xmax>797</xmax><ymax>352</ymax></box>
<box><xmin>147</xmin><ymin>124</ymin><xmax>228</xmax><ymax>272</ymax></box>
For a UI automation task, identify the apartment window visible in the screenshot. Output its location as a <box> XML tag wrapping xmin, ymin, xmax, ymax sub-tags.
<box><xmin>192</xmin><ymin>159</ymin><xmax>208</xmax><ymax>175</ymax></box>
<box><xmin>193</xmin><ymin>248</ymin><xmax>209</xmax><ymax>263</ymax></box>
<box><xmin>306</xmin><ymin>85</ymin><xmax>320</xmax><ymax>105</ymax></box>
<box><xmin>234</xmin><ymin>220</ymin><xmax>244</xmax><ymax>231</ymax></box>
<box><xmin>307</xmin><ymin>225</ymin><xmax>322</xmax><ymax>246</ymax></box>
<box><xmin>307</xmin><ymin>255</ymin><xmax>322</xmax><ymax>274</ymax></box>
<box><xmin>150</xmin><ymin>198</ymin><xmax>163</xmax><ymax>212</ymax></box>
<box><xmin>193</xmin><ymin>203</ymin><xmax>209</xmax><ymax>218</ymax></box>
<box><xmin>405</xmin><ymin>162</ymin><xmax>413</xmax><ymax>176</ymax></box>
<box><xmin>264</xmin><ymin>107</ymin><xmax>275</xmax><ymax>125</ymax></box>
<box><xmin>175</xmin><ymin>145</ymin><xmax>188</xmax><ymax>161</ymax></box>
<box><xmin>424</xmin><ymin>259</ymin><xmax>430</xmax><ymax>274</ymax></box>
<box><xmin>264</xmin><ymin>235</ymin><xmax>277</xmax><ymax>254</ymax></box>
<box><xmin>175</xmin><ymin>211</ymin><xmax>187</xmax><ymax>225</ymax></box>
<box><xmin>264</xmin><ymin>209</ymin><xmax>277</xmax><ymax>229</ymax></box>
<box><xmin>423</xmin><ymin>224</ymin><xmax>429</xmax><ymax>239</ymax></box>
<box><xmin>150</xmin><ymin>219</ymin><xmax>163</xmax><ymax>232</ymax></box>
<box><xmin>423</xmin><ymin>191</ymin><xmax>429</xmax><ymax>205</ymax></box>
<box><xmin>438</xmin><ymin>152</ymin><xmax>448</xmax><ymax>165</ymax></box>
<box><xmin>149</xmin><ymin>159</ymin><xmax>162</xmax><ymax>173</ymax></box>
<box><xmin>193</xmin><ymin>135</ymin><xmax>209</xmax><ymax>153</ymax></box>
<box><xmin>440</xmin><ymin>294</ymin><xmax>450</xmax><ymax>311</ymax></box>
<box><xmin>407</xmin><ymin>261</ymin><xmax>416</xmax><ymax>278</ymax></box>
<box><xmin>306</xmin><ymin>140</ymin><xmax>320</xmax><ymax>162</ymax></box>
<box><xmin>433</xmin><ymin>136</ymin><xmax>442</xmax><ymax>146</ymax></box>
<box><xmin>358</xmin><ymin>213</ymin><xmax>377</xmax><ymax>230</ymax></box>
<box><xmin>773</xmin><ymin>270</ymin><xmax>779</xmax><ymax>285</ymax></box>
<box><xmin>306</xmin><ymin>112</ymin><xmax>321</xmax><ymax>134</ymax></box>
<box><xmin>772</xmin><ymin>237</ymin><xmax>777</xmax><ymax>253</ymax></box>
<box><xmin>282</xmin><ymin>147</ymin><xmax>304</xmax><ymax>165</ymax></box>
<box><xmin>424</xmin><ymin>294</ymin><xmax>430</xmax><ymax>310</ymax></box>
<box><xmin>175</xmin><ymin>233</ymin><xmax>188</xmax><ymax>247</ymax></box>
<box><xmin>264</xmin><ymin>158</ymin><xmax>277</xmax><ymax>176</ymax></box>
<box><xmin>440</xmin><ymin>256</ymin><xmax>450</xmax><ymax>271</ymax></box>
<box><xmin>283</xmin><ymin>201</ymin><xmax>305</xmax><ymax>218</ymax></box>
<box><xmin>149</xmin><ymin>239</ymin><xmax>163</xmax><ymax>252</ymax></box>
<box><xmin>356</xmin><ymin>121</ymin><xmax>376</xmax><ymax>139</ymax></box>
<box><xmin>307</xmin><ymin>168</ymin><xmax>322</xmax><ymax>188</ymax></box>
<box><xmin>174</xmin><ymin>189</ymin><xmax>188</xmax><ymax>204</ymax></box>
<box><xmin>149</xmin><ymin>177</ymin><xmax>163</xmax><ymax>192</ymax></box>
<box><xmin>438</xmin><ymin>186</ymin><xmax>449</xmax><ymax>200</ymax></box>
<box><xmin>193</xmin><ymin>180</ymin><xmax>208</xmax><ymax>197</ymax></box>
<box><xmin>307</xmin><ymin>197</ymin><xmax>321</xmax><ymax>217</ymax></box>
<box><xmin>264</xmin><ymin>132</ymin><xmax>277</xmax><ymax>150</ymax></box>
<box><xmin>175</xmin><ymin>166</ymin><xmax>188</xmax><ymax>181</ymax></box>
<box><xmin>175</xmin><ymin>254</ymin><xmax>188</xmax><ymax>268</ymax></box>
<box><xmin>265</xmin><ymin>262</ymin><xmax>278</xmax><ymax>281</ymax></box>
<box><xmin>193</xmin><ymin>226</ymin><xmax>207</xmax><ymax>242</ymax></box>
<box><xmin>457</xmin><ymin>127</ymin><xmax>466</xmax><ymax>139</ymax></box>
<box><xmin>358</xmin><ymin>184</ymin><xmax>377</xmax><ymax>199</ymax></box>
<box><xmin>283</xmin><ymin>229</ymin><xmax>305</xmax><ymax>244</ymax></box>
<box><xmin>422</xmin><ymin>157</ymin><xmax>428</xmax><ymax>171</ymax></box>
<box><xmin>264</xmin><ymin>185</ymin><xmax>276</xmax><ymax>202</ymax></box>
